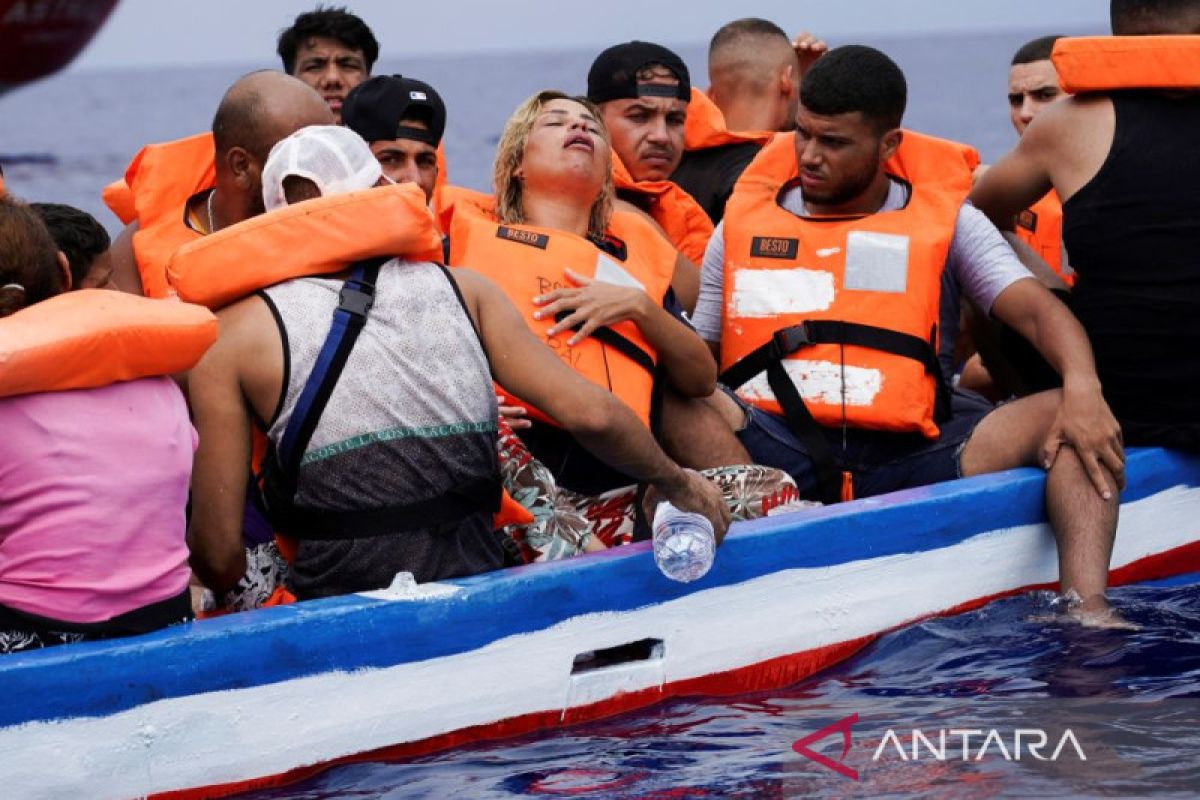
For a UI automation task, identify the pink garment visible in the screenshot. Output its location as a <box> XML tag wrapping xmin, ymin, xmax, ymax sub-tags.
<box><xmin>0</xmin><ymin>377</ymin><xmax>194</xmax><ymax>623</ymax></box>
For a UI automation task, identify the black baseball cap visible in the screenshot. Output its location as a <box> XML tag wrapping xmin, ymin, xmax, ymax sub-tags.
<box><xmin>342</xmin><ymin>75</ymin><xmax>447</xmax><ymax>147</ymax></box>
<box><xmin>587</xmin><ymin>41</ymin><xmax>691</xmax><ymax>104</ymax></box>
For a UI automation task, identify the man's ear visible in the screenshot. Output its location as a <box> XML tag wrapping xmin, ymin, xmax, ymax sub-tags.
<box><xmin>56</xmin><ymin>250</ymin><xmax>72</xmax><ymax>291</ymax></box>
<box><xmin>779</xmin><ymin>63</ymin><xmax>797</xmax><ymax>97</ymax></box>
<box><xmin>227</xmin><ymin>146</ymin><xmax>256</xmax><ymax>190</ymax></box>
<box><xmin>880</xmin><ymin>128</ymin><xmax>903</xmax><ymax>161</ymax></box>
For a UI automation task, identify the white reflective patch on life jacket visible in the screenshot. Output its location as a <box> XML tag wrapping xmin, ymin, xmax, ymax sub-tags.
<box><xmin>844</xmin><ymin>231</ymin><xmax>910</xmax><ymax>294</ymax></box>
<box><xmin>595</xmin><ymin>252</ymin><xmax>646</xmax><ymax>292</ymax></box>
<box><xmin>730</xmin><ymin>268</ymin><xmax>836</xmax><ymax>318</ymax></box>
<box><xmin>737</xmin><ymin>359</ymin><xmax>883</xmax><ymax>407</ymax></box>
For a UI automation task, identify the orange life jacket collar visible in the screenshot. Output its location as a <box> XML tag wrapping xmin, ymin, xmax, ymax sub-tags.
<box><xmin>1053</xmin><ymin>35</ymin><xmax>1200</xmax><ymax>93</ymax></box>
<box><xmin>684</xmin><ymin>88</ymin><xmax>774</xmax><ymax>151</ymax></box>
<box><xmin>167</xmin><ymin>182</ymin><xmax>442</xmax><ymax>310</ymax></box>
<box><xmin>0</xmin><ymin>290</ymin><xmax>217</xmax><ymax>397</ymax></box>
<box><xmin>611</xmin><ymin>150</ymin><xmax>714</xmax><ymax>264</ymax></box>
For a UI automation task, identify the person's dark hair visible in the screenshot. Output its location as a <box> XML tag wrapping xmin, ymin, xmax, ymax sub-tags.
<box><xmin>1011</xmin><ymin>35</ymin><xmax>1064</xmax><ymax>65</ymax></box>
<box><xmin>276</xmin><ymin>5</ymin><xmax>379</xmax><ymax>74</ymax></box>
<box><xmin>0</xmin><ymin>195</ymin><xmax>64</xmax><ymax>317</ymax></box>
<box><xmin>29</xmin><ymin>203</ymin><xmax>110</xmax><ymax>287</ymax></box>
<box><xmin>800</xmin><ymin>45</ymin><xmax>906</xmax><ymax>133</ymax></box>
<box><xmin>709</xmin><ymin>17</ymin><xmax>789</xmax><ymax>54</ymax></box>
<box><xmin>1112</xmin><ymin>0</ymin><xmax>1200</xmax><ymax>33</ymax></box>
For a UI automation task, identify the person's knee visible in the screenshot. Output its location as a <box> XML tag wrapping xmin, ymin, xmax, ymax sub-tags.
<box><xmin>658</xmin><ymin>388</ymin><xmax>751</xmax><ymax>469</ymax></box>
<box><xmin>959</xmin><ymin>389</ymin><xmax>1062</xmax><ymax>476</ymax></box>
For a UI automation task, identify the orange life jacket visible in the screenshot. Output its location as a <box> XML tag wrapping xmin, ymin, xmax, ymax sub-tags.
<box><xmin>611</xmin><ymin>150</ymin><xmax>714</xmax><ymax>264</ymax></box>
<box><xmin>684</xmin><ymin>88</ymin><xmax>774</xmax><ymax>151</ymax></box>
<box><xmin>719</xmin><ymin>130</ymin><xmax>978</xmax><ymax>440</ymax></box>
<box><xmin>167</xmin><ymin>182</ymin><xmax>443</xmax><ymax>309</ymax></box>
<box><xmin>0</xmin><ymin>289</ymin><xmax>217</xmax><ymax>397</ymax></box>
<box><xmin>1053</xmin><ymin>35</ymin><xmax>1200</xmax><ymax>94</ymax></box>
<box><xmin>434</xmin><ymin>184</ymin><xmax>493</xmax><ymax>234</ymax></box>
<box><xmin>1014</xmin><ymin>190</ymin><xmax>1071</xmax><ymax>284</ymax></box>
<box><xmin>103</xmin><ymin>132</ymin><xmax>217</xmax><ymax>298</ymax></box>
<box><xmin>446</xmin><ymin>198</ymin><xmax>676</xmax><ymax>427</ymax></box>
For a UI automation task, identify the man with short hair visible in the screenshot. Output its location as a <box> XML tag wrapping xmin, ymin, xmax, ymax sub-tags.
<box><xmin>707</xmin><ymin>17</ymin><xmax>804</xmax><ymax>135</ymax></box>
<box><xmin>186</xmin><ymin>125</ymin><xmax>730</xmax><ymax>599</ymax></box>
<box><xmin>696</xmin><ymin>45</ymin><xmax>1127</xmax><ymax>625</ymax></box>
<box><xmin>971</xmin><ymin>0</ymin><xmax>1200</xmax><ymax>451</ymax></box>
<box><xmin>108</xmin><ymin>71</ymin><xmax>334</xmax><ymax>296</ymax></box>
<box><xmin>342</xmin><ymin>74</ymin><xmax>444</xmax><ymax>203</ymax></box>
<box><xmin>30</xmin><ymin>202</ymin><xmax>113</xmax><ymax>289</ymax></box>
<box><xmin>673</xmin><ymin>19</ymin><xmax>827</xmax><ymax>224</ymax></box>
<box><xmin>276</xmin><ymin>5</ymin><xmax>379</xmax><ymax>124</ymax></box>
<box><xmin>1005</xmin><ymin>35</ymin><xmax>1071</xmax><ymax>281</ymax></box>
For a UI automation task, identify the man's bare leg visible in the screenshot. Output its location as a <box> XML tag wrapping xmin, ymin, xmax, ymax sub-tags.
<box><xmin>961</xmin><ymin>390</ymin><xmax>1126</xmax><ymax>627</ymax></box>
<box><xmin>659</xmin><ymin>388</ymin><xmax>752</xmax><ymax>469</ymax></box>
<box><xmin>1043</xmin><ymin>444</ymin><xmax>1124</xmax><ymax>625</ymax></box>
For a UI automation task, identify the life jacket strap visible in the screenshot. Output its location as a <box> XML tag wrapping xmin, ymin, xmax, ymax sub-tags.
<box><xmin>719</xmin><ymin>320</ymin><xmax>948</xmax><ymax>505</ymax></box>
<box><xmin>552</xmin><ymin>310</ymin><xmax>657</xmax><ymax>375</ymax></box>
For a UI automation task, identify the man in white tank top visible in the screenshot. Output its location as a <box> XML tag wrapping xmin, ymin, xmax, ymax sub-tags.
<box><xmin>187</xmin><ymin>125</ymin><xmax>730</xmax><ymax>601</ymax></box>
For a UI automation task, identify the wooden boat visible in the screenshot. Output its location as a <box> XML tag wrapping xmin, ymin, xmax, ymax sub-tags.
<box><xmin>2</xmin><ymin>447</ymin><xmax>1198</xmax><ymax>799</ymax></box>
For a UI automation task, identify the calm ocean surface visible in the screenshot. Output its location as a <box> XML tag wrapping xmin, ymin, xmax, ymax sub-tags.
<box><xmin>9</xmin><ymin>25</ymin><xmax>1198</xmax><ymax>800</ymax></box>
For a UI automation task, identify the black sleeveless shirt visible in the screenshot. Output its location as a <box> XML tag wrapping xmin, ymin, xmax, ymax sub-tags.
<box><xmin>1062</xmin><ymin>91</ymin><xmax>1200</xmax><ymax>448</ymax></box>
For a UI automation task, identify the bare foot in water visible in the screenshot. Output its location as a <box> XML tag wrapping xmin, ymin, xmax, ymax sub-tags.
<box><xmin>1065</xmin><ymin>593</ymin><xmax>1140</xmax><ymax>631</ymax></box>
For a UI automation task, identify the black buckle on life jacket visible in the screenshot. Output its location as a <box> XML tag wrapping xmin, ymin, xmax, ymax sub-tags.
<box><xmin>771</xmin><ymin>323</ymin><xmax>812</xmax><ymax>360</ymax></box>
<box><xmin>338</xmin><ymin>283</ymin><xmax>375</xmax><ymax>319</ymax></box>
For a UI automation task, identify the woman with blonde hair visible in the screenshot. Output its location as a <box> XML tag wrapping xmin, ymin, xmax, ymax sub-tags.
<box><xmin>449</xmin><ymin>91</ymin><xmax>799</xmax><ymax>555</ymax></box>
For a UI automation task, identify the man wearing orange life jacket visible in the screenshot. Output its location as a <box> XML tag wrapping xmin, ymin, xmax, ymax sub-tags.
<box><xmin>971</xmin><ymin>0</ymin><xmax>1200</xmax><ymax>454</ymax></box>
<box><xmin>1005</xmin><ymin>35</ymin><xmax>1072</xmax><ymax>284</ymax></box>
<box><xmin>695</xmin><ymin>46</ymin><xmax>1128</xmax><ymax>626</ymax></box>
<box><xmin>585</xmin><ymin>41</ymin><xmax>714</xmax><ymax>271</ymax></box>
<box><xmin>107</xmin><ymin>71</ymin><xmax>334</xmax><ymax>297</ymax></box>
<box><xmin>184</xmin><ymin>125</ymin><xmax>729</xmax><ymax>598</ymax></box>
<box><xmin>673</xmin><ymin>19</ymin><xmax>827</xmax><ymax>224</ymax></box>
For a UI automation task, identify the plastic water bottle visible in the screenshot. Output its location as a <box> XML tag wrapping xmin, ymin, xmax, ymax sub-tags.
<box><xmin>652</xmin><ymin>502</ymin><xmax>716</xmax><ymax>583</ymax></box>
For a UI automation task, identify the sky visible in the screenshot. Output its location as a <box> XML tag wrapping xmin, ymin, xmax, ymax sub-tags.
<box><xmin>71</xmin><ymin>0</ymin><xmax>1112</xmax><ymax>70</ymax></box>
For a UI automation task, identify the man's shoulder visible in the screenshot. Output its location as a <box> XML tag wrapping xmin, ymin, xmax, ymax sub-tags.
<box><xmin>1024</xmin><ymin>94</ymin><xmax>1113</xmax><ymax>151</ymax></box>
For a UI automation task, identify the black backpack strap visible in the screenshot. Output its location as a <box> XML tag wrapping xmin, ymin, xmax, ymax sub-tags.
<box><xmin>719</xmin><ymin>320</ymin><xmax>946</xmax><ymax>505</ymax></box>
